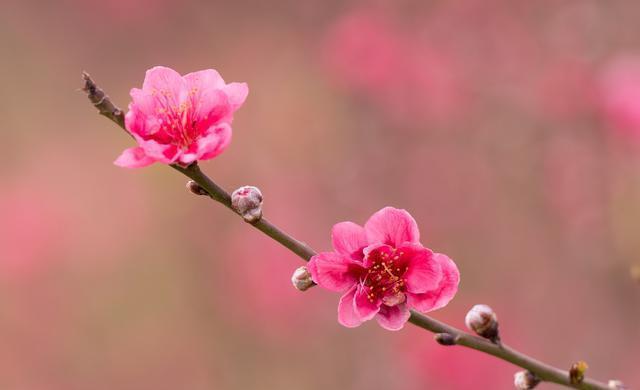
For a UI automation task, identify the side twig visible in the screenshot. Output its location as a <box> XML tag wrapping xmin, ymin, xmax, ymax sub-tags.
<box><xmin>81</xmin><ymin>72</ymin><xmax>613</xmax><ymax>390</ymax></box>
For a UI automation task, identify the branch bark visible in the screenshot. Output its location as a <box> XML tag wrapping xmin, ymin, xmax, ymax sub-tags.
<box><xmin>81</xmin><ymin>72</ymin><xmax>613</xmax><ymax>390</ymax></box>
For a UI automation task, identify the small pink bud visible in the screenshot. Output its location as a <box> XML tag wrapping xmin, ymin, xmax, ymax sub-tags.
<box><xmin>231</xmin><ymin>186</ymin><xmax>263</xmax><ymax>222</ymax></box>
<box><xmin>514</xmin><ymin>371</ymin><xmax>540</xmax><ymax>389</ymax></box>
<box><xmin>465</xmin><ymin>304</ymin><xmax>499</xmax><ymax>342</ymax></box>
<box><xmin>291</xmin><ymin>266</ymin><xmax>314</xmax><ymax>291</ymax></box>
<box><xmin>186</xmin><ymin>180</ymin><xmax>208</xmax><ymax>196</ymax></box>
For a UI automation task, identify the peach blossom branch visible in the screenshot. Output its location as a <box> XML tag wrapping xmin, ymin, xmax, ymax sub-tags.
<box><xmin>81</xmin><ymin>72</ymin><xmax>614</xmax><ymax>390</ymax></box>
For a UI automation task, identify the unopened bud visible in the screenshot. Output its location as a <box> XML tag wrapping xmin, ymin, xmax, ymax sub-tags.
<box><xmin>231</xmin><ymin>186</ymin><xmax>263</xmax><ymax>222</ymax></box>
<box><xmin>569</xmin><ymin>361</ymin><xmax>588</xmax><ymax>385</ymax></box>
<box><xmin>608</xmin><ymin>379</ymin><xmax>627</xmax><ymax>389</ymax></box>
<box><xmin>186</xmin><ymin>180</ymin><xmax>208</xmax><ymax>196</ymax></box>
<box><xmin>514</xmin><ymin>371</ymin><xmax>540</xmax><ymax>389</ymax></box>
<box><xmin>434</xmin><ymin>333</ymin><xmax>457</xmax><ymax>346</ymax></box>
<box><xmin>465</xmin><ymin>304</ymin><xmax>499</xmax><ymax>342</ymax></box>
<box><xmin>291</xmin><ymin>266</ymin><xmax>314</xmax><ymax>291</ymax></box>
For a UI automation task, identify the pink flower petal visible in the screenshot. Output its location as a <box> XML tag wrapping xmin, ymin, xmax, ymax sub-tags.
<box><xmin>124</xmin><ymin>103</ymin><xmax>144</xmax><ymax>136</ymax></box>
<box><xmin>184</xmin><ymin>71</ymin><xmax>230</xmax><ymax>126</ymax></box>
<box><xmin>177</xmin><ymin>152</ymin><xmax>198</xmax><ymax>166</ymax></box>
<box><xmin>354</xmin><ymin>285</ymin><xmax>381</xmax><ymax>321</ymax></box>
<box><xmin>127</xmin><ymin>88</ymin><xmax>157</xmax><ymax>120</ymax></box>
<box><xmin>197</xmin><ymin>123</ymin><xmax>232</xmax><ymax>161</ymax></box>
<box><xmin>338</xmin><ymin>286</ymin><xmax>363</xmax><ymax>328</ymax></box>
<box><xmin>308</xmin><ymin>252</ymin><xmax>361</xmax><ymax>292</ymax></box>
<box><xmin>142</xmin><ymin>66</ymin><xmax>186</xmax><ymax>105</ymax></box>
<box><xmin>364</xmin><ymin>207</ymin><xmax>420</xmax><ymax>247</ymax></box>
<box><xmin>331</xmin><ymin>221</ymin><xmax>368</xmax><ymax>259</ymax></box>
<box><xmin>406</xmin><ymin>253</ymin><xmax>460</xmax><ymax>313</ymax></box>
<box><xmin>400</xmin><ymin>243</ymin><xmax>441</xmax><ymax>293</ymax></box>
<box><xmin>113</xmin><ymin>147</ymin><xmax>155</xmax><ymax>168</ymax></box>
<box><xmin>138</xmin><ymin>139</ymin><xmax>177</xmax><ymax>163</ymax></box>
<box><xmin>184</xmin><ymin>69</ymin><xmax>226</xmax><ymax>90</ymax></box>
<box><xmin>223</xmin><ymin>82</ymin><xmax>249</xmax><ymax>110</ymax></box>
<box><xmin>201</xmin><ymin>91</ymin><xmax>231</xmax><ymax>126</ymax></box>
<box><xmin>125</xmin><ymin>92</ymin><xmax>166</xmax><ymax>138</ymax></box>
<box><xmin>376</xmin><ymin>304</ymin><xmax>410</xmax><ymax>331</ymax></box>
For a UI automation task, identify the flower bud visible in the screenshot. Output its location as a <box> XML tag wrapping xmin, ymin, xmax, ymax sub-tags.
<box><xmin>608</xmin><ymin>379</ymin><xmax>627</xmax><ymax>389</ymax></box>
<box><xmin>465</xmin><ymin>304</ymin><xmax>499</xmax><ymax>342</ymax></box>
<box><xmin>569</xmin><ymin>361</ymin><xmax>588</xmax><ymax>385</ymax></box>
<box><xmin>434</xmin><ymin>333</ymin><xmax>457</xmax><ymax>346</ymax></box>
<box><xmin>291</xmin><ymin>266</ymin><xmax>314</xmax><ymax>291</ymax></box>
<box><xmin>231</xmin><ymin>186</ymin><xmax>263</xmax><ymax>223</ymax></box>
<box><xmin>186</xmin><ymin>180</ymin><xmax>208</xmax><ymax>196</ymax></box>
<box><xmin>514</xmin><ymin>370</ymin><xmax>540</xmax><ymax>389</ymax></box>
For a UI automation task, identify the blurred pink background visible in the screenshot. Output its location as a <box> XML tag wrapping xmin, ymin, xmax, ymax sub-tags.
<box><xmin>1</xmin><ymin>0</ymin><xmax>639</xmax><ymax>388</ymax></box>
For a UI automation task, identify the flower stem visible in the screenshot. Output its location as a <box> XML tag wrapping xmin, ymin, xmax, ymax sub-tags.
<box><xmin>172</xmin><ymin>163</ymin><xmax>316</xmax><ymax>261</ymax></box>
<box><xmin>81</xmin><ymin>72</ymin><xmax>612</xmax><ymax>390</ymax></box>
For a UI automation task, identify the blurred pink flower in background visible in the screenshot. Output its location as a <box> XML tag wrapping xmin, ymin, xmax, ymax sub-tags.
<box><xmin>323</xmin><ymin>9</ymin><xmax>401</xmax><ymax>91</ymax></box>
<box><xmin>322</xmin><ymin>7</ymin><xmax>465</xmax><ymax>127</ymax></box>
<box><xmin>402</xmin><ymin>143</ymin><xmax>497</xmax><ymax>235</ymax></box>
<box><xmin>537</xmin><ymin>59</ymin><xmax>597</xmax><ymax>120</ymax></box>
<box><xmin>117</xmin><ymin>66</ymin><xmax>248</xmax><ymax>168</ymax></box>
<box><xmin>214</xmin><ymin>230</ymin><xmax>329</xmax><ymax>341</ymax></box>
<box><xmin>0</xmin><ymin>144</ymin><xmax>153</xmax><ymax>277</ymax></box>
<box><xmin>599</xmin><ymin>55</ymin><xmax>640</xmax><ymax>141</ymax></box>
<box><xmin>543</xmin><ymin>132</ymin><xmax>607</xmax><ymax>242</ymax></box>
<box><xmin>309</xmin><ymin>207</ymin><xmax>459</xmax><ymax>330</ymax></box>
<box><xmin>0</xmin><ymin>184</ymin><xmax>68</xmax><ymax>278</ymax></box>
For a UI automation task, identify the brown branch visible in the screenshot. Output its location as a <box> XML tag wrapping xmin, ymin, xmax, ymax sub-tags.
<box><xmin>82</xmin><ymin>72</ymin><xmax>127</xmax><ymax>133</ymax></box>
<box><xmin>81</xmin><ymin>71</ymin><xmax>614</xmax><ymax>390</ymax></box>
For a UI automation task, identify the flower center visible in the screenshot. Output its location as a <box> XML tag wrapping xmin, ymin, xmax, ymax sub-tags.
<box><xmin>361</xmin><ymin>247</ymin><xmax>409</xmax><ymax>306</ymax></box>
<box><xmin>153</xmin><ymin>89</ymin><xmax>200</xmax><ymax>149</ymax></box>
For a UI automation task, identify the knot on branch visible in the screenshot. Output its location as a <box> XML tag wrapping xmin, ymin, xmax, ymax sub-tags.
<box><xmin>186</xmin><ymin>180</ymin><xmax>209</xmax><ymax>196</ymax></box>
<box><xmin>434</xmin><ymin>333</ymin><xmax>457</xmax><ymax>346</ymax></box>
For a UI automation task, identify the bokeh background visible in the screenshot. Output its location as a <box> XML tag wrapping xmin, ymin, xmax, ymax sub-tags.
<box><xmin>1</xmin><ymin>0</ymin><xmax>639</xmax><ymax>389</ymax></box>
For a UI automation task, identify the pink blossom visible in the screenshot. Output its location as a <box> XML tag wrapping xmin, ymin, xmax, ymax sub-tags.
<box><xmin>115</xmin><ymin>66</ymin><xmax>248</xmax><ymax>168</ymax></box>
<box><xmin>536</xmin><ymin>59</ymin><xmax>596</xmax><ymax>120</ymax></box>
<box><xmin>322</xmin><ymin>8</ymin><xmax>466</xmax><ymax>127</ymax></box>
<box><xmin>599</xmin><ymin>56</ymin><xmax>640</xmax><ymax>141</ymax></box>
<box><xmin>308</xmin><ymin>207</ymin><xmax>459</xmax><ymax>330</ymax></box>
<box><xmin>0</xmin><ymin>186</ymin><xmax>66</xmax><ymax>277</ymax></box>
